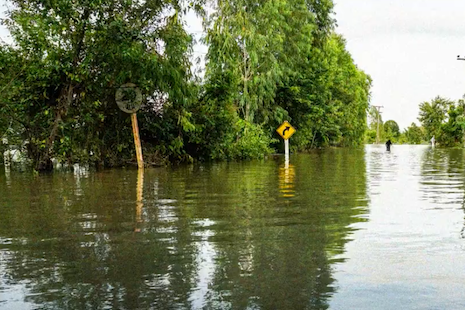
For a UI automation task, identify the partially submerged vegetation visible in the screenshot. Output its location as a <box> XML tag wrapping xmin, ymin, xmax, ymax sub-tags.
<box><xmin>0</xmin><ymin>0</ymin><xmax>372</xmax><ymax>171</ymax></box>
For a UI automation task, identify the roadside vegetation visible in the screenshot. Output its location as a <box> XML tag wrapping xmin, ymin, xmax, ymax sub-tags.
<box><xmin>1</xmin><ymin>0</ymin><xmax>372</xmax><ymax>170</ymax></box>
<box><xmin>366</xmin><ymin>96</ymin><xmax>465</xmax><ymax>147</ymax></box>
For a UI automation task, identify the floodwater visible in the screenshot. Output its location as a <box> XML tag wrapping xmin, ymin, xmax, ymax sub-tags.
<box><xmin>1</xmin><ymin>145</ymin><xmax>465</xmax><ymax>309</ymax></box>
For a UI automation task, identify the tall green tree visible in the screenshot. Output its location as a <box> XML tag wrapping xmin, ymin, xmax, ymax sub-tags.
<box><xmin>202</xmin><ymin>0</ymin><xmax>361</xmax><ymax>154</ymax></box>
<box><xmin>275</xmin><ymin>32</ymin><xmax>371</xmax><ymax>148</ymax></box>
<box><xmin>384</xmin><ymin>120</ymin><xmax>400</xmax><ymax>141</ymax></box>
<box><xmin>418</xmin><ymin>96</ymin><xmax>451</xmax><ymax>142</ymax></box>
<box><xmin>365</xmin><ymin>106</ymin><xmax>384</xmax><ymax>144</ymax></box>
<box><xmin>204</xmin><ymin>0</ymin><xmax>295</xmax><ymax>124</ymax></box>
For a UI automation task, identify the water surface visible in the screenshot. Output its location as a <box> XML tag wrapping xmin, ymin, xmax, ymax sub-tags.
<box><xmin>1</xmin><ymin>145</ymin><xmax>465</xmax><ymax>309</ymax></box>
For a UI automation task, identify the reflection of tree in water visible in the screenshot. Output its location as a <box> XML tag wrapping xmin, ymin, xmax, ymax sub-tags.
<box><xmin>0</xmin><ymin>151</ymin><xmax>368</xmax><ymax>309</ymax></box>
<box><xmin>180</xmin><ymin>150</ymin><xmax>368</xmax><ymax>309</ymax></box>
<box><xmin>0</xmin><ymin>171</ymin><xmax>199</xmax><ymax>309</ymax></box>
<box><xmin>420</xmin><ymin>148</ymin><xmax>465</xmax><ymax>203</ymax></box>
<box><xmin>419</xmin><ymin>148</ymin><xmax>465</xmax><ymax>237</ymax></box>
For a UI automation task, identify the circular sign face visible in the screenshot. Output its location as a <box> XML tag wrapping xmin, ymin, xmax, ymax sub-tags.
<box><xmin>115</xmin><ymin>83</ymin><xmax>142</xmax><ymax>113</ymax></box>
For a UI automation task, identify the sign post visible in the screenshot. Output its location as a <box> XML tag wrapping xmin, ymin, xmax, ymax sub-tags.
<box><xmin>116</xmin><ymin>83</ymin><xmax>144</xmax><ymax>169</ymax></box>
<box><xmin>131</xmin><ymin>113</ymin><xmax>144</xmax><ymax>169</ymax></box>
<box><xmin>135</xmin><ymin>167</ymin><xmax>144</xmax><ymax>232</ymax></box>
<box><xmin>276</xmin><ymin>121</ymin><xmax>296</xmax><ymax>165</ymax></box>
<box><xmin>284</xmin><ymin>139</ymin><xmax>289</xmax><ymax>162</ymax></box>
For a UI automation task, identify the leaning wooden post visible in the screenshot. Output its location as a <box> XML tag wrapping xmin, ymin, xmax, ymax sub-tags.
<box><xmin>116</xmin><ymin>83</ymin><xmax>144</xmax><ymax>169</ymax></box>
<box><xmin>135</xmin><ymin>167</ymin><xmax>144</xmax><ymax>232</ymax></box>
<box><xmin>131</xmin><ymin>113</ymin><xmax>144</xmax><ymax>169</ymax></box>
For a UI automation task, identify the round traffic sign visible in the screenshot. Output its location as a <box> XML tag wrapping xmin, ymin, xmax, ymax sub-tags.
<box><xmin>115</xmin><ymin>83</ymin><xmax>142</xmax><ymax>113</ymax></box>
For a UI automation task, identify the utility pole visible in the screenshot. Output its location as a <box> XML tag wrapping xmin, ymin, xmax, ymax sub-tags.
<box><xmin>372</xmin><ymin>105</ymin><xmax>384</xmax><ymax>144</ymax></box>
<box><xmin>457</xmin><ymin>55</ymin><xmax>465</xmax><ymax>147</ymax></box>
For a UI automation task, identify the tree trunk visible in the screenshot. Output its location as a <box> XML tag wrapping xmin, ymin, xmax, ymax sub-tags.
<box><xmin>35</xmin><ymin>84</ymin><xmax>74</xmax><ymax>171</ymax></box>
<box><xmin>35</xmin><ymin>9</ymin><xmax>89</xmax><ymax>171</ymax></box>
<box><xmin>243</xmin><ymin>38</ymin><xmax>250</xmax><ymax>123</ymax></box>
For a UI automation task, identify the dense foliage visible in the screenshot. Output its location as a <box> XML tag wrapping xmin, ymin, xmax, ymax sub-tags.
<box><xmin>368</xmin><ymin>95</ymin><xmax>465</xmax><ymax>147</ymax></box>
<box><xmin>204</xmin><ymin>0</ymin><xmax>371</xmax><ymax>151</ymax></box>
<box><xmin>401</xmin><ymin>122</ymin><xmax>424</xmax><ymax>144</ymax></box>
<box><xmin>418</xmin><ymin>96</ymin><xmax>465</xmax><ymax>147</ymax></box>
<box><xmin>0</xmin><ymin>0</ymin><xmax>372</xmax><ymax>170</ymax></box>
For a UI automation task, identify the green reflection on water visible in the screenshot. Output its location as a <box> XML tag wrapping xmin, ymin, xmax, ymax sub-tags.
<box><xmin>0</xmin><ymin>149</ymin><xmax>368</xmax><ymax>309</ymax></box>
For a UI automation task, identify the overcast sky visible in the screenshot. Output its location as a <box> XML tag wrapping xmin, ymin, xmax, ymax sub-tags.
<box><xmin>2</xmin><ymin>1</ymin><xmax>465</xmax><ymax>130</ymax></box>
<box><xmin>334</xmin><ymin>0</ymin><xmax>465</xmax><ymax>129</ymax></box>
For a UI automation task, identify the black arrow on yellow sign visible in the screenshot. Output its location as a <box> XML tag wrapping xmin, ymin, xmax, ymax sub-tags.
<box><xmin>282</xmin><ymin>126</ymin><xmax>290</xmax><ymax>136</ymax></box>
<box><xmin>276</xmin><ymin>121</ymin><xmax>295</xmax><ymax>140</ymax></box>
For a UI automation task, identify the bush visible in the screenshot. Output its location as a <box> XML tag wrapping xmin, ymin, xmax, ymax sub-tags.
<box><xmin>225</xmin><ymin>120</ymin><xmax>275</xmax><ymax>159</ymax></box>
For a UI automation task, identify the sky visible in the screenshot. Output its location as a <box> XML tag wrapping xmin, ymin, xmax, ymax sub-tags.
<box><xmin>2</xmin><ymin>1</ymin><xmax>465</xmax><ymax>130</ymax></box>
<box><xmin>334</xmin><ymin>0</ymin><xmax>465</xmax><ymax>129</ymax></box>
<box><xmin>0</xmin><ymin>2</ymin><xmax>9</xmax><ymax>44</ymax></box>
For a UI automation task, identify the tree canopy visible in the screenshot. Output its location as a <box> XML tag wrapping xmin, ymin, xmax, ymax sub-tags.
<box><xmin>384</xmin><ymin>120</ymin><xmax>400</xmax><ymax>139</ymax></box>
<box><xmin>418</xmin><ymin>96</ymin><xmax>465</xmax><ymax>147</ymax></box>
<box><xmin>0</xmin><ymin>0</ymin><xmax>372</xmax><ymax>170</ymax></box>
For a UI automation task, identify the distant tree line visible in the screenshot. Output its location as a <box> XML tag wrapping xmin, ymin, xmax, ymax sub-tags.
<box><xmin>365</xmin><ymin>106</ymin><xmax>425</xmax><ymax>145</ymax></box>
<box><xmin>418</xmin><ymin>96</ymin><xmax>465</xmax><ymax>147</ymax></box>
<box><xmin>365</xmin><ymin>95</ymin><xmax>465</xmax><ymax>147</ymax></box>
<box><xmin>0</xmin><ymin>0</ymin><xmax>372</xmax><ymax>171</ymax></box>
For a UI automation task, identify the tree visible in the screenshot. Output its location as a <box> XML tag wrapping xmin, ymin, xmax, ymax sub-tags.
<box><xmin>403</xmin><ymin>122</ymin><xmax>424</xmax><ymax>144</ymax></box>
<box><xmin>438</xmin><ymin>99</ymin><xmax>465</xmax><ymax>147</ymax></box>
<box><xmin>204</xmin><ymin>0</ymin><xmax>292</xmax><ymax>124</ymax></box>
<box><xmin>417</xmin><ymin>96</ymin><xmax>465</xmax><ymax>147</ymax></box>
<box><xmin>418</xmin><ymin>96</ymin><xmax>451</xmax><ymax>142</ymax></box>
<box><xmin>456</xmin><ymin>98</ymin><xmax>465</xmax><ymax>147</ymax></box>
<box><xmin>203</xmin><ymin>0</ymin><xmax>371</xmax><ymax>152</ymax></box>
<box><xmin>384</xmin><ymin>120</ymin><xmax>400</xmax><ymax>141</ymax></box>
<box><xmin>0</xmin><ymin>0</ymin><xmax>200</xmax><ymax>170</ymax></box>
<box><xmin>1</xmin><ymin>0</ymin><xmax>373</xmax><ymax>167</ymax></box>
<box><xmin>365</xmin><ymin>106</ymin><xmax>384</xmax><ymax>144</ymax></box>
<box><xmin>275</xmin><ymin>34</ymin><xmax>371</xmax><ymax>148</ymax></box>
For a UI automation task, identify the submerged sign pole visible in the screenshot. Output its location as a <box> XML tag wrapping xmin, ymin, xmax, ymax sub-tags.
<box><xmin>116</xmin><ymin>83</ymin><xmax>144</xmax><ymax>169</ymax></box>
<box><xmin>284</xmin><ymin>139</ymin><xmax>289</xmax><ymax>164</ymax></box>
<box><xmin>135</xmin><ymin>167</ymin><xmax>144</xmax><ymax>232</ymax></box>
<box><xmin>276</xmin><ymin>121</ymin><xmax>296</xmax><ymax>165</ymax></box>
<box><xmin>131</xmin><ymin>113</ymin><xmax>144</xmax><ymax>169</ymax></box>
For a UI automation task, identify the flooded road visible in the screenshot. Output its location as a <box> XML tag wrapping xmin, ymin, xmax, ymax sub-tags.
<box><xmin>1</xmin><ymin>145</ymin><xmax>465</xmax><ymax>309</ymax></box>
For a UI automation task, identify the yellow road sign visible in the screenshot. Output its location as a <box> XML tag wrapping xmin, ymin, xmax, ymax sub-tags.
<box><xmin>276</xmin><ymin>121</ymin><xmax>296</xmax><ymax>140</ymax></box>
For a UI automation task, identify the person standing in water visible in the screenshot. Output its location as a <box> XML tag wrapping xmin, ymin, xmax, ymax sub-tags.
<box><xmin>431</xmin><ymin>136</ymin><xmax>435</xmax><ymax>148</ymax></box>
<box><xmin>386</xmin><ymin>139</ymin><xmax>392</xmax><ymax>151</ymax></box>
